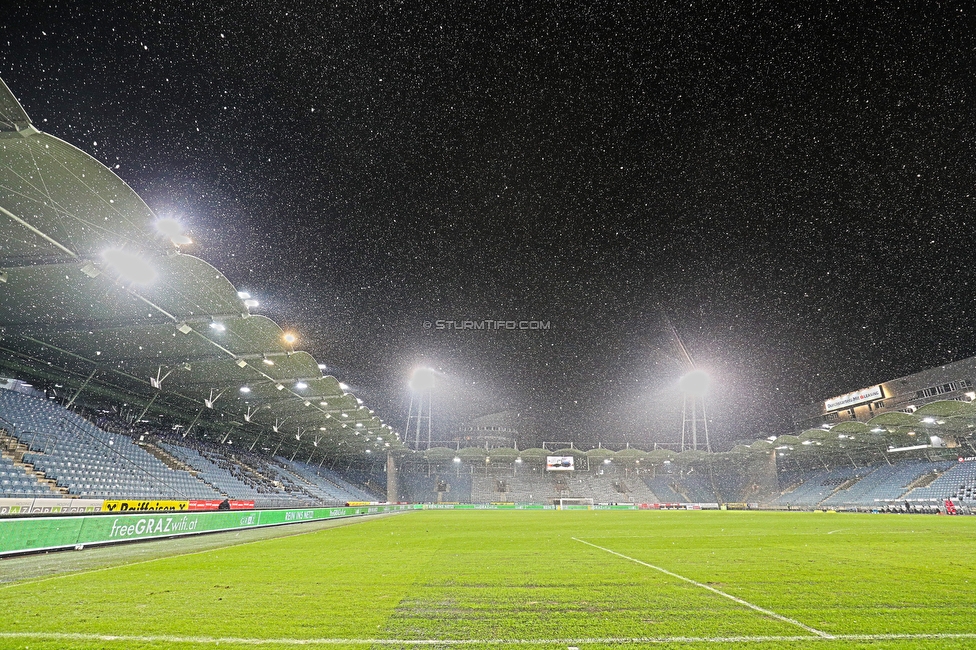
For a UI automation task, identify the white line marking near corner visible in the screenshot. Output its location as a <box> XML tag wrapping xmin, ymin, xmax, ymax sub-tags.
<box><xmin>572</xmin><ymin>536</ymin><xmax>833</xmax><ymax>639</ymax></box>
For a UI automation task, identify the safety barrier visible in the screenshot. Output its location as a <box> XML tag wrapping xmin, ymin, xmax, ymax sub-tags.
<box><xmin>0</xmin><ymin>504</ymin><xmax>418</xmax><ymax>556</ymax></box>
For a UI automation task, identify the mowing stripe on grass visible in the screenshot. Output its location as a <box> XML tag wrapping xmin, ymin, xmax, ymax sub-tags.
<box><xmin>572</xmin><ymin>537</ymin><xmax>832</xmax><ymax>639</ymax></box>
<box><xmin>3</xmin><ymin>631</ymin><xmax>976</xmax><ymax>645</ymax></box>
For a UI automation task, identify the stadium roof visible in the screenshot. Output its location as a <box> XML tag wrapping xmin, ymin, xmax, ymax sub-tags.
<box><xmin>0</xmin><ymin>77</ymin><xmax>401</xmax><ymax>460</ymax></box>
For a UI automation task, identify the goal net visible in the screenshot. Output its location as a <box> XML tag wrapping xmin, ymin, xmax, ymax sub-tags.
<box><xmin>555</xmin><ymin>497</ymin><xmax>594</xmax><ymax>510</ymax></box>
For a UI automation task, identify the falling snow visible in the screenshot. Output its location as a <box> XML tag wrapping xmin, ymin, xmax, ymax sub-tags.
<box><xmin>2</xmin><ymin>2</ymin><xmax>975</xmax><ymax>448</ymax></box>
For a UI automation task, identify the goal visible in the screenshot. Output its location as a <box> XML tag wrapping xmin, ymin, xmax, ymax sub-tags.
<box><xmin>554</xmin><ymin>497</ymin><xmax>594</xmax><ymax>510</ymax></box>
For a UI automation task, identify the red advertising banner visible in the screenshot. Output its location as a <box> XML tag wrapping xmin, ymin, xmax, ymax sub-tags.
<box><xmin>188</xmin><ymin>500</ymin><xmax>222</xmax><ymax>511</ymax></box>
<box><xmin>188</xmin><ymin>499</ymin><xmax>256</xmax><ymax>511</ymax></box>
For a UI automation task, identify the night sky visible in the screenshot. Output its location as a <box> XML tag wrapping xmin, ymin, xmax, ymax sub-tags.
<box><xmin>4</xmin><ymin>2</ymin><xmax>976</xmax><ymax>450</ymax></box>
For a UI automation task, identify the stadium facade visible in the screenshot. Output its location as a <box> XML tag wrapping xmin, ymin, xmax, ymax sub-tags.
<box><xmin>794</xmin><ymin>356</ymin><xmax>976</xmax><ymax>430</ymax></box>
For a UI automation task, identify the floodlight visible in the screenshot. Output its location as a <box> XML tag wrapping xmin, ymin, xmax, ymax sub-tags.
<box><xmin>244</xmin><ymin>299</ymin><xmax>259</xmax><ymax>308</ymax></box>
<box><xmin>239</xmin><ymin>386</ymin><xmax>251</xmax><ymax>393</ymax></box>
<box><xmin>410</xmin><ymin>367</ymin><xmax>437</xmax><ymax>391</ymax></box>
<box><xmin>102</xmin><ymin>248</ymin><xmax>156</xmax><ymax>285</ymax></box>
<box><xmin>295</xmin><ymin>381</ymin><xmax>308</xmax><ymax>390</ymax></box>
<box><xmin>678</xmin><ymin>369</ymin><xmax>710</xmax><ymax>397</ymax></box>
<box><xmin>156</xmin><ymin>218</ymin><xmax>192</xmax><ymax>246</ymax></box>
<box><xmin>209</xmin><ymin>322</ymin><xmax>226</xmax><ymax>332</ymax></box>
<box><xmin>283</xmin><ymin>332</ymin><xmax>297</xmax><ymax>344</ymax></box>
<box><xmin>317</xmin><ymin>363</ymin><xmax>327</xmax><ymax>370</ymax></box>
<box><xmin>922</xmin><ymin>417</ymin><xmax>935</xmax><ymax>424</ymax></box>
<box><xmin>453</xmin><ymin>457</ymin><xmax>461</xmax><ymax>463</ymax></box>
<box><xmin>339</xmin><ymin>382</ymin><xmax>350</xmax><ymax>391</ymax></box>
<box><xmin>263</xmin><ymin>358</ymin><xmax>274</xmax><ymax>366</ymax></box>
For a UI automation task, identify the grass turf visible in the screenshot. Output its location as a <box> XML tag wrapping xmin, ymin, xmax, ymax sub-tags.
<box><xmin>0</xmin><ymin>509</ymin><xmax>973</xmax><ymax>649</ymax></box>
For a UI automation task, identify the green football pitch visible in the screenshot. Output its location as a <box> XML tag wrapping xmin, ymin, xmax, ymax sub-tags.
<box><xmin>0</xmin><ymin>509</ymin><xmax>974</xmax><ymax>649</ymax></box>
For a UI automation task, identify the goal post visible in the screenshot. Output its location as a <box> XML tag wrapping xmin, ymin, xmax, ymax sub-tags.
<box><xmin>555</xmin><ymin>497</ymin><xmax>594</xmax><ymax>510</ymax></box>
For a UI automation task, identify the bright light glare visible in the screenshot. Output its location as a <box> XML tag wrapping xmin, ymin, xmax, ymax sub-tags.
<box><xmin>102</xmin><ymin>248</ymin><xmax>157</xmax><ymax>285</ymax></box>
<box><xmin>244</xmin><ymin>299</ymin><xmax>259</xmax><ymax>308</ymax></box>
<box><xmin>209</xmin><ymin>322</ymin><xmax>226</xmax><ymax>332</ymax></box>
<box><xmin>263</xmin><ymin>358</ymin><xmax>274</xmax><ymax>365</ymax></box>
<box><xmin>283</xmin><ymin>332</ymin><xmax>297</xmax><ymax>344</ymax></box>
<box><xmin>410</xmin><ymin>367</ymin><xmax>437</xmax><ymax>391</ymax></box>
<box><xmin>678</xmin><ymin>369</ymin><xmax>710</xmax><ymax>397</ymax></box>
<box><xmin>156</xmin><ymin>218</ymin><xmax>192</xmax><ymax>245</ymax></box>
<box><xmin>922</xmin><ymin>417</ymin><xmax>935</xmax><ymax>424</ymax></box>
<box><xmin>317</xmin><ymin>363</ymin><xmax>327</xmax><ymax>370</ymax></box>
<box><xmin>295</xmin><ymin>381</ymin><xmax>308</xmax><ymax>389</ymax></box>
<box><xmin>239</xmin><ymin>386</ymin><xmax>251</xmax><ymax>393</ymax></box>
<box><xmin>338</xmin><ymin>382</ymin><xmax>350</xmax><ymax>391</ymax></box>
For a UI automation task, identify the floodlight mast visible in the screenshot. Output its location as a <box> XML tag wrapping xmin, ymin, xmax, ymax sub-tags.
<box><xmin>665</xmin><ymin>314</ymin><xmax>712</xmax><ymax>452</ymax></box>
<box><xmin>406</xmin><ymin>368</ymin><xmax>435</xmax><ymax>450</ymax></box>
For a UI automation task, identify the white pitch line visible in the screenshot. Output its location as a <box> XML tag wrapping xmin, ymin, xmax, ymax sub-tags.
<box><xmin>572</xmin><ymin>537</ymin><xmax>833</xmax><ymax>639</ymax></box>
<box><xmin>2</xmin><ymin>631</ymin><xmax>976</xmax><ymax>645</ymax></box>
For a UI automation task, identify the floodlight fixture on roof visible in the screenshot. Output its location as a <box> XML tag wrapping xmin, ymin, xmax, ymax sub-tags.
<box><xmin>282</xmin><ymin>332</ymin><xmax>297</xmax><ymax>344</ymax></box>
<box><xmin>156</xmin><ymin>218</ymin><xmax>192</xmax><ymax>246</ymax></box>
<box><xmin>102</xmin><ymin>248</ymin><xmax>156</xmax><ymax>285</ymax></box>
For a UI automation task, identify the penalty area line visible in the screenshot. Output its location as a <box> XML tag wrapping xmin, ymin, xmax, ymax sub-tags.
<box><xmin>2</xmin><ymin>631</ymin><xmax>976</xmax><ymax>646</ymax></box>
<box><xmin>572</xmin><ymin>536</ymin><xmax>833</xmax><ymax>639</ymax></box>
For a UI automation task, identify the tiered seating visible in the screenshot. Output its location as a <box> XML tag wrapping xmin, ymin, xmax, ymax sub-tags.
<box><xmin>769</xmin><ymin>466</ymin><xmax>865</xmax><ymax>507</ymax></box>
<box><xmin>905</xmin><ymin>461</ymin><xmax>976</xmax><ymax>503</ymax></box>
<box><xmin>679</xmin><ymin>473</ymin><xmax>717</xmax><ymax>503</ymax></box>
<box><xmin>284</xmin><ymin>459</ymin><xmax>381</xmax><ymax>502</ymax></box>
<box><xmin>821</xmin><ymin>461</ymin><xmax>952</xmax><ymax>508</ymax></box>
<box><xmin>644</xmin><ymin>476</ymin><xmax>684</xmax><ymax>502</ymax></box>
<box><xmin>158</xmin><ymin>440</ymin><xmax>309</xmax><ymax>504</ymax></box>
<box><xmin>0</xmin><ymin>390</ymin><xmax>219</xmax><ymax>499</ymax></box>
<box><xmin>0</xmin><ymin>455</ymin><xmax>57</xmax><ymax>496</ymax></box>
<box><xmin>401</xmin><ymin>469</ymin><xmax>473</xmax><ymax>503</ymax></box>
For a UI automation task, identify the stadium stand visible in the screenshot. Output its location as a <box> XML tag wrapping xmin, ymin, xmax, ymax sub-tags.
<box><xmin>280</xmin><ymin>459</ymin><xmax>381</xmax><ymax>503</ymax></box>
<box><xmin>643</xmin><ymin>476</ymin><xmax>685</xmax><ymax>502</ymax></box>
<box><xmin>0</xmin><ymin>388</ymin><xmax>381</xmax><ymax>504</ymax></box>
<box><xmin>0</xmin><ymin>390</ymin><xmax>219</xmax><ymax>499</ymax></box>
<box><xmin>821</xmin><ymin>460</ymin><xmax>954</xmax><ymax>508</ymax></box>
<box><xmin>905</xmin><ymin>460</ymin><xmax>976</xmax><ymax>503</ymax></box>
<box><xmin>769</xmin><ymin>466</ymin><xmax>866</xmax><ymax>507</ymax></box>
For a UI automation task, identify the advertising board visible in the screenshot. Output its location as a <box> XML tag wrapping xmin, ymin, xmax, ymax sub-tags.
<box><xmin>545</xmin><ymin>456</ymin><xmax>574</xmax><ymax>471</ymax></box>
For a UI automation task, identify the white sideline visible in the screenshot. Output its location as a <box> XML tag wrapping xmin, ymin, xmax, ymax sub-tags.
<box><xmin>572</xmin><ymin>537</ymin><xmax>833</xmax><ymax>639</ymax></box>
<box><xmin>2</xmin><ymin>631</ymin><xmax>976</xmax><ymax>645</ymax></box>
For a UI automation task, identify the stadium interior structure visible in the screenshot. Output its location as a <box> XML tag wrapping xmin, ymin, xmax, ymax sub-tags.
<box><xmin>1</xmin><ymin>74</ymin><xmax>974</xmax><ymax>522</ymax></box>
